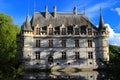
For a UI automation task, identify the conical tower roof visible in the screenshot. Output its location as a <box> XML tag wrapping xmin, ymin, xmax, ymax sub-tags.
<box><xmin>21</xmin><ymin>15</ymin><xmax>33</xmax><ymax>31</ymax></box>
<box><xmin>98</xmin><ymin>8</ymin><xmax>105</xmax><ymax>31</ymax></box>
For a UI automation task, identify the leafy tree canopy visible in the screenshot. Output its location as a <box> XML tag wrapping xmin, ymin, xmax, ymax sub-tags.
<box><xmin>0</xmin><ymin>13</ymin><xmax>20</xmax><ymax>63</ymax></box>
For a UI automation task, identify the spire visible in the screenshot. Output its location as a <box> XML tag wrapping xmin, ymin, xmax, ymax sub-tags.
<box><xmin>98</xmin><ymin>7</ymin><xmax>104</xmax><ymax>31</ymax></box>
<box><xmin>84</xmin><ymin>6</ymin><xmax>86</xmax><ymax>15</ymax></box>
<box><xmin>30</xmin><ymin>1</ymin><xmax>36</xmax><ymax>27</ymax></box>
<box><xmin>22</xmin><ymin>0</ymin><xmax>32</xmax><ymax>31</ymax></box>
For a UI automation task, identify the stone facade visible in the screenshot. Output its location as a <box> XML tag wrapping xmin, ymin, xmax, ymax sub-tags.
<box><xmin>17</xmin><ymin>6</ymin><xmax>109</xmax><ymax>70</ymax></box>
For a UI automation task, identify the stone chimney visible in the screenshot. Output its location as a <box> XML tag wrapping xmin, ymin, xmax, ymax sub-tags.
<box><xmin>53</xmin><ymin>6</ymin><xmax>57</xmax><ymax>18</ymax></box>
<box><xmin>45</xmin><ymin>6</ymin><xmax>48</xmax><ymax>18</ymax></box>
<box><xmin>73</xmin><ymin>7</ymin><xmax>77</xmax><ymax>15</ymax></box>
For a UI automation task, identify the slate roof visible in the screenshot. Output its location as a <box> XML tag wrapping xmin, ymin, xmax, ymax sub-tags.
<box><xmin>30</xmin><ymin>12</ymin><xmax>97</xmax><ymax>30</ymax></box>
<box><xmin>21</xmin><ymin>6</ymin><xmax>104</xmax><ymax>32</ymax></box>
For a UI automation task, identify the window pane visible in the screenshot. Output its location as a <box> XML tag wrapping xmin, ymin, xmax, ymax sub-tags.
<box><xmin>62</xmin><ymin>40</ymin><xmax>66</xmax><ymax>48</ymax></box>
<box><xmin>88</xmin><ymin>28</ymin><xmax>92</xmax><ymax>35</ymax></box>
<box><xmin>49</xmin><ymin>28</ymin><xmax>53</xmax><ymax>35</ymax></box>
<box><xmin>88</xmin><ymin>40</ymin><xmax>92</xmax><ymax>48</ymax></box>
<box><xmin>88</xmin><ymin>52</ymin><xmax>93</xmax><ymax>59</ymax></box>
<box><xmin>62</xmin><ymin>52</ymin><xmax>66</xmax><ymax>60</ymax></box>
<box><xmin>36</xmin><ymin>28</ymin><xmax>40</xmax><ymax>35</ymax></box>
<box><xmin>75</xmin><ymin>28</ymin><xmax>79</xmax><ymax>35</ymax></box>
<box><xmin>75</xmin><ymin>39</ymin><xmax>79</xmax><ymax>47</ymax></box>
<box><xmin>35</xmin><ymin>52</ymin><xmax>40</xmax><ymax>60</ymax></box>
<box><xmin>62</xmin><ymin>28</ymin><xmax>66</xmax><ymax>35</ymax></box>
<box><xmin>36</xmin><ymin>40</ymin><xmax>40</xmax><ymax>47</ymax></box>
<box><xmin>75</xmin><ymin>52</ymin><xmax>79</xmax><ymax>59</ymax></box>
<box><xmin>49</xmin><ymin>40</ymin><xmax>53</xmax><ymax>48</ymax></box>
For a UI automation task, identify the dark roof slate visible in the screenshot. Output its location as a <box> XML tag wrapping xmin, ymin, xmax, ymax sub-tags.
<box><xmin>31</xmin><ymin>12</ymin><xmax>97</xmax><ymax>30</ymax></box>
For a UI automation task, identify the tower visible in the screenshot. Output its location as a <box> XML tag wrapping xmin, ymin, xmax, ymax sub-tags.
<box><xmin>21</xmin><ymin>14</ymin><xmax>34</xmax><ymax>68</ymax></box>
<box><xmin>98</xmin><ymin>9</ymin><xmax>109</xmax><ymax>62</ymax></box>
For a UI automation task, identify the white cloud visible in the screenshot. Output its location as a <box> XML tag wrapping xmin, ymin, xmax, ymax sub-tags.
<box><xmin>105</xmin><ymin>24</ymin><xmax>120</xmax><ymax>46</ymax></box>
<box><xmin>111</xmin><ymin>7</ymin><xmax>120</xmax><ymax>16</ymax></box>
<box><xmin>115</xmin><ymin>8</ymin><xmax>120</xmax><ymax>15</ymax></box>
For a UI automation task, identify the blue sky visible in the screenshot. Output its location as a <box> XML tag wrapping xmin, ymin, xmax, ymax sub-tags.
<box><xmin>0</xmin><ymin>0</ymin><xmax>120</xmax><ymax>46</ymax></box>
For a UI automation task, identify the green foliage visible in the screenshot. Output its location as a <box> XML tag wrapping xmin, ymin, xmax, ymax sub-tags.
<box><xmin>0</xmin><ymin>13</ymin><xmax>22</xmax><ymax>79</ymax></box>
<box><xmin>104</xmin><ymin>44</ymin><xmax>120</xmax><ymax>80</ymax></box>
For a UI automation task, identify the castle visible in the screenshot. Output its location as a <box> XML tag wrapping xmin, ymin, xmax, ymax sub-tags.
<box><xmin>17</xmin><ymin>6</ymin><xmax>109</xmax><ymax>70</ymax></box>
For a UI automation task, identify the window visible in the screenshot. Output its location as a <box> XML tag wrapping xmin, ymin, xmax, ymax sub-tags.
<box><xmin>62</xmin><ymin>52</ymin><xmax>66</xmax><ymax>60</ymax></box>
<box><xmin>88</xmin><ymin>52</ymin><xmax>93</xmax><ymax>59</ymax></box>
<box><xmin>67</xmin><ymin>26</ymin><xmax>73</xmax><ymax>34</ymax></box>
<box><xmin>75</xmin><ymin>52</ymin><xmax>80</xmax><ymax>59</ymax></box>
<box><xmin>88</xmin><ymin>28</ymin><xmax>92</xmax><ymax>35</ymax></box>
<box><xmin>48</xmin><ymin>55</ymin><xmax>53</xmax><ymax>62</ymax></box>
<box><xmin>49</xmin><ymin>40</ymin><xmax>53</xmax><ymax>48</ymax></box>
<box><xmin>81</xmin><ymin>26</ymin><xmax>86</xmax><ymax>35</ymax></box>
<box><xmin>41</xmin><ymin>26</ymin><xmax>47</xmax><ymax>35</ymax></box>
<box><xmin>35</xmin><ymin>52</ymin><xmax>40</xmax><ymax>60</ymax></box>
<box><xmin>36</xmin><ymin>28</ymin><xmax>40</xmax><ymax>35</ymax></box>
<box><xmin>75</xmin><ymin>28</ymin><xmax>79</xmax><ymax>35</ymax></box>
<box><xmin>36</xmin><ymin>40</ymin><xmax>40</xmax><ymax>47</ymax></box>
<box><xmin>49</xmin><ymin>28</ymin><xmax>53</xmax><ymax>35</ymax></box>
<box><xmin>54</xmin><ymin>27</ymin><xmax>60</xmax><ymax>35</ymax></box>
<box><xmin>75</xmin><ymin>39</ymin><xmax>79</xmax><ymax>47</ymax></box>
<box><xmin>62</xmin><ymin>40</ymin><xmax>66</xmax><ymax>48</ymax></box>
<box><xmin>62</xmin><ymin>28</ymin><xmax>66</xmax><ymax>35</ymax></box>
<box><xmin>88</xmin><ymin>40</ymin><xmax>92</xmax><ymax>48</ymax></box>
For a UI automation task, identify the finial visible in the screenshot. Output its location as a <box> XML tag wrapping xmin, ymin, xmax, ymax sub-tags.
<box><xmin>27</xmin><ymin>6</ymin><xmax>30</xmax><ymax>17</ymax></box>
<box><xmin>34</xmin><ymin>2</ymin><xmax>36</xmax><ymax>12</ymax></box>
<box><xmin>100</xmin><ymin>6</ymin><xmax>102</xmax><ymax>15</ymax></box>
<box><xmin>84</xmin><ymin>6</ymin><xmax>86</xmax><ymax>15</ymax></box>
<box><xmin>27</xmin><ymin>0</ymin><xmax>30</xmax><ymax>16</ymax></box>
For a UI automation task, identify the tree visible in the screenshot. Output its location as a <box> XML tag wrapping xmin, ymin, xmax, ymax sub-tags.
<box><xmin>0</xmin><ymin>13</ymin><xmax>21</xmax><ymax>79</ymax></box>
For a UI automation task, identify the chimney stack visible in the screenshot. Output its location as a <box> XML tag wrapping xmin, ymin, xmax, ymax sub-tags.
<box><xmin>45</xmin><ymin>6</ymin><xmax>48</xmax><ymax>18</ymax></box>
<box><xmin>53</xmin><ymin>6</ymin><xmax>57</xmax><ymax>18</ymax></box>
<box><xmin>73</xmin><ymin>7</ymin><xmax>77</xmax><ymax>15</ymax></box>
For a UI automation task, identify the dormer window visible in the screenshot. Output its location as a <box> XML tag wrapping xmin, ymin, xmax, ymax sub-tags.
<box><xmin>36</xmin><ymin>28</ymin><xmax>40</xmax><ymax>35</ymax></box>
<box><xmin>54</xmin><ymin>26</ymin><xmax>60</xmax><ymax>35</ymax></box>
<box><xmin>75</xmin><ymin>28</ymin><xmax>79</xmax><ymax>35</ymax></box>
<box><xmin>62</xmin><ymin>28</ymin><xmax>66</xmax><ymax>35</ymax></box>
<box><xmin>67</xmin><ymin>26</ymin><xmax>73</xmax><ymax>34</ymax></box>
<box><xmin>81</xmin><ymin>26</ymin><xmax>86</xmax><ymax>35</ymax></box>
<box><xmin>41</xmin><ymin>26</ymin><xmax>47</xmax><ymax>35</ymax></box>
<box><xmin>49</xmin><ymin>28</ymin><xmax>53</xmax><ymax>35</ymax></box>
<box><xmin>88</xmin><ymin>28</ymin><xmax>92</xmax><ymax>35</ymax></box>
